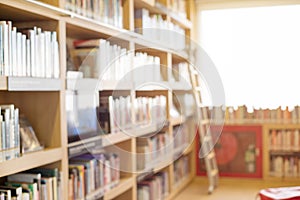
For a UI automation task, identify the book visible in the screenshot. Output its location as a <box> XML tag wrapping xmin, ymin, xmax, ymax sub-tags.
<box><xmin>7</xmin><ymin>173</ymin><xmax>41</xmax><ymax>200</ymax></box>
<box><xmin>27</xmin><ymin>167</ymin><xmax>60</xmax><ymax>200</ymax></box>
<box><xmin>0</xmin><ymin>185</ymin><xmax>22</xmax><ymax>200</ymax></box>
<box><xmin>19</xmin><ymin>115</ymin><xmax>43</xmax><ymax>154</ymax></box>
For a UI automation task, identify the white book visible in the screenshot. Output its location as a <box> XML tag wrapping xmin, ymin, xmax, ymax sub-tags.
<box><xmin>21</xmin><ymin>34</ymin><xmax>26</xmax><ymax>76</ymax></box>
<box><xmin>16</xmin><ymin>32</ymin><xmax>22</xmax><ymax>76</ymax></box>
<box><xmin>0</xmin><ymin>24</ymin><xmax>3</xmax><ymax>75</ymax></box>
<box><xmin>53</xmin><ymin>41</ymin><xmax>59</xmax><ymax>78</ymax></box>
<box><xmin>40</xmin><ymin>32</ymin><xmax>45</xmax><ymax>78</ymax></box>
<box><xmin>45</xmin><ymin>31</ymin><xmax>52</xmax><ymax>78</ymax></box>
<box><xmin>11</xmin><ymin>27</ymin><xmax>17</xmax><ymax>76</ymax></box>
<box><xmin>26</xmin><ymin>39</ymin><xmax>31</xmax><ymax>76</ymax></box>
<box><xmin>52</xmin><ymin>32</ymin><xmax>59</xmax><ymax>78</ymax></box>
<box><xmin>35</xmin><ymin>30</ymin><xmax>41</xmax><ymax>77</ymax></box>
<box><xmin>29</xmin><ymin>29</ymin><xmax>36</xmax><ymax>77</ymax></box>
<box><xmin>7</xmin><ymin>21</ymin><xmax>12</xmax><ymax>76</ymax></box>
<box><xmin>0</xmin><ymin>21</ymin><xmax>8</xmax><ymax>76</ymax></box>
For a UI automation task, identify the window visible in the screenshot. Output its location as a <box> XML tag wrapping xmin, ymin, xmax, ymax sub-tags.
<box><xmin>199</xmin><ymin>5</ymin><xmax>300</xmax><ymax>109</ymax></box>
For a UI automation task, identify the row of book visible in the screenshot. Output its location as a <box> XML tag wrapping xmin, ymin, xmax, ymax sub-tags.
<box><xmin>99</xmin><ymin>94</ymin><xmax>167</xmax><ymax>134</ymax></box>
<box><xmin>70</xmin><ymin>39</ymin><xmax>131</xmax><ymax>81</ymax></box>
<box><xmin>173</xmin><ymin>156</ymin><xmax>189</xmax><ymax>185</ymax></box>
<box><xmin>134</xmin><ymin>9</ymin><xmax>186</xmax><ymax>50</ymax></box>
<box><xmin>133</xmin><ymin>52</ymin><xmax>162</xmax><ymax>83</ymax></box>
<box><xmin>68</xmin><ymin>153</ymin><xmax>120</xmax><ymax>200</ymax></box>
<box><xmin>0</xmin><ymin>21</ymin><xmax>60</xmax><ymax>78</ymax></box>
<box><xmin>224</xmin><ymin>105</ymin><xmax>300</xmax><ymax>123</ymax></box>
<box><xmin>0</xmin><ymin>104</ymin><xmax>43</xmax><ymax>163</ymax></box>
<box><xmin>134</xmin><ymin>95</ymin><xmax>167</xmax><ymax>127</ymax></box>
<box><xmin>64</xmin><ymin>0</ymin><xmax>123</xmax><ymax>28</ymax></box>
<box><xmin>69</xmin><ymin>39</ymin><xmax>192</xmax><ymax>84</ymax></box>
<box><xmin>270</xmin><ymin>156</ymin><xmax>300</xmax><ymax>178</ymax></box>
<box><xmin>269</xmin><ymin>129</ymin><xmax>300</xmax><ymax>151</ymax></box>
<box><xmin>137</xmin><ymin>171</ymin><xmax>169</xmax><ymax>200</ymax></box>
<box><xmin>0</xmin><ymin>168</ymin><xmax>61</xmax><ymax>200</ymax></box>
<box><xmin>136</xmin><ymin>132</ymin><xmax>171</xmax><ymax>171</ymax></box>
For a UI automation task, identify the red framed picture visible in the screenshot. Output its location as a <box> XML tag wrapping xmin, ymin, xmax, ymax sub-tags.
<box><xmin>196</xmin><ymin>125</ymin><xmax>263</xmax><ymax>178</ymax></box>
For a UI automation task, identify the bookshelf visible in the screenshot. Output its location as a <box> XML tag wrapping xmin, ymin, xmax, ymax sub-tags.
<box><xmin>0</xmin><ymin>0</ymin><xmax>196</xmax><ymax>199</ymax></box>
<box><xmin>263</xmin><ymin>123</ymin><xmax>300</xmax><ymax>182</ymax></box>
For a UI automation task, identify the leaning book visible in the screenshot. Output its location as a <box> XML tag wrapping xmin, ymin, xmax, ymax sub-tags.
<box><xmin>19</xmin><ymin>115</ymin><xmax>43</xmax><ymax>154</ymax></box>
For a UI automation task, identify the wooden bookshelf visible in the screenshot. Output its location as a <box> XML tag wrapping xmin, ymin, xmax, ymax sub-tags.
<box><xmin>263</xmin><ymin>123</ymin><xmax>300</xmax><ymax>181</ymax></box>
<box><xmin>0</xmin><ymin>0</ymin><xmax>197</xmax><ymax>199</ymax></box>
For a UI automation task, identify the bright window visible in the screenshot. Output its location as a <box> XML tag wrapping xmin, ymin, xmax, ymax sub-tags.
<box><xmin>199</xmin><ymin>5</ymin><xmax>300</xmax><ymax>108</ymax></box>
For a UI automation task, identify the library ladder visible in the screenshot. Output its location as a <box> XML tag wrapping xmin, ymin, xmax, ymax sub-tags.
<box><xmin>189</xmin><ymin>66</ymin><xmax>219</xmax><ymax>194</ymax></box>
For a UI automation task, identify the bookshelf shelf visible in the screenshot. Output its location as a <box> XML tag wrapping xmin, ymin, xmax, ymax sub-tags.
<box><xmin>0</xmin><ymin>147</ymin><xmax>63</xmax><ymax>177</ymax></box>
<box><xmin>67</xmin><ymin>79</ymin><xmax>134</xmax><ymax>91</ymax></box>
<box><xmin>0</xmin><ymin>0</ymin><xmax>61</xmax><ymax>21</ymax></box>
<box><xmin>6</xmin><ymin>77</ymin><xmax>62</xmax><ymax>91</ymax></box>
<box><xmin>103</xmin><ymin>177</ymin><xmax>134</xmax><ymax>200</ymax></box>
<box><xmin>65</xmin><ymin>17</ymin><xmax>130</xmax><ymax>40</ymax></box>
<box><xmin>102</xmin><ymin>132</ymin><xmax>132</xmax><ymax>147</ymax></box>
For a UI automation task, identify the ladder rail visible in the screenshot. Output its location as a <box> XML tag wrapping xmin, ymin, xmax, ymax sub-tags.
<box><xmin>188</xmin><ymin>65</ymin><xmax>219</xmax><ymax>194</ymax></box>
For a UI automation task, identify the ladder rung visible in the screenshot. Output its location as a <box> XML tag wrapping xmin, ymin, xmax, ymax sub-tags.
<box><xmin>211</xmin><ymin>169</ymin><xmax>218</xmax><ymax>176</ymax></box>
<box><xmin>200</xmin><ymin>119</ymin><xmax>210</xmax><ymax>124</ymax></box>
<box><xmin>202</xmin><ymin>135</ymin><xmax>212</xmax><ymax>142</ymax></box>
<box><xmin>207</xmin><ymin>151</ymin><xmax>215</xmax><ymax>159</ymax></box>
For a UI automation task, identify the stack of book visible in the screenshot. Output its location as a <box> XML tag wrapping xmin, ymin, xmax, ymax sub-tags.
<box><xmin>136</xmin><ymin>132</ymin><xmax>171</xmax><ymax>171</ymax></box>
<box><xmin>269</xmin><ymin>129</ymin><xmax>300</xmax><ymax>151</ymax></box>
<box><xmin>70</xmin><ymin>39</ymin><xmax>131</xmax><ymax>80</ymax></box>
<box><xmin>137</xmin><ymin>171</ymin><xmax>169</xmax><ymax>200</ymax></box>
<box><xmin>69</xmin><ymin>153</ymin><xmax>120</xmax><ymax>199</ymax></box>
<box><xmin>64</xmin><ymin>0</ymin><xmax>123</xmax><ymax>28</ymax></box>
<box><xmin>270</xmin><ymin>156</ymin><xmax>300</xmax><ymax>178</ymax></box>
<box><xmin>134</xmin><ymin>9</ymin><xmax>186</xmax><ymax>50</ymax></box>
<box><xmin>1</xmin><ymin>167</ymin><xmax>62</xmax><ymax>200</ymax></box>
<box><xmin>0</xmin><ymin>104</ymin><xmax>20</xmax><ymax>162</ymax></box>
<box><xmin>173</xmin><ymin>155</ymin><xmax>189</xmax><ymax>185</ymax></box>
<box><xmin>133</xmin><ymin>52</ymin><xmax>162</xmax><ymax>83</ymax></box>
<box><xmin>0</xmin><ymin>21</ymin><xmax>60</xmax><ymax>78</ymax></box>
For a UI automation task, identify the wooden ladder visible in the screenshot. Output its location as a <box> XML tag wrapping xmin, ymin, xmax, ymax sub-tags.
<box><xmin>189</xmin><ymin>66</ymin><xmax>219</xmax><ymax>194</ymax></box>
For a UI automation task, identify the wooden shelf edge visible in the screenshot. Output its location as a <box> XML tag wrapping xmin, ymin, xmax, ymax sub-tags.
<box><xmin>0</xmin><ymin>76</ymin><xmax>7</xmax><ymax>90</ymax></box>
<box><xmin>104</xmin><ymin>177</ymin><xmax>134</xmax><ymax>200</ymax></box>
<box><xmin>68</xmin><ymin>131</ymin><xmax>131</xmax><ymax>149</ymax></box>
<box><xmin>6</xmin><ymin>77</ymin><xmax>62</xmax><ymax>91</ymax></box>
<box><xmin>170</xmin><ymin>116</ymin><xmax>186</xmax><ymax>126</ymax></box>
<box><xmin>0</xmin><ymin>147</ymin><xmax>63</xmax><ymax>177</ymax></box>
<box><xmin>102</xmin><ymin>132</ymin><xmax>131</xmax><ymax>147</ymax></box>
<box><xmin>0</xmin><ymin>0</ymin><xmax>62</xmax><ymax>20</ymax></box>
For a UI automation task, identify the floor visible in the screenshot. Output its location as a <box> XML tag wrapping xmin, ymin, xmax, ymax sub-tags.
<box><xmin>174</xmin><ymin>177</ymin><xmax>299</xmax><ymax>200</ymax></box>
